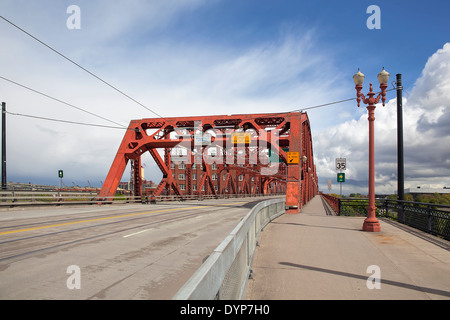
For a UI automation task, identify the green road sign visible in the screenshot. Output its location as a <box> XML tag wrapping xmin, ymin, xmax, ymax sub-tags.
<box><xmin>269</xmin><ymin>148</ymin><xmax>289</xmax><ymax>162</ymax></box>
<box><xmin>337</xmin><ymin>172</ymin><xmax>345</xmax><ymax>183</ymax></box>
<box><xmin>58</xmin><ymin>170</ymin><xmax>64</xmax><ymax>178</ymax></box>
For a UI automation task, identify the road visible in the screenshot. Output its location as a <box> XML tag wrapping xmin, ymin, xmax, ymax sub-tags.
<box><xmin>0</xmin><ymin>197</ymin><xmax>272</xmax><ymax>299</ymax></box>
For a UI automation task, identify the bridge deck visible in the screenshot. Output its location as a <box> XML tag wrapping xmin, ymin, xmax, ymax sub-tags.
<box><xmin>0</xmin><ymin>197</ymin><xmax>271</xmax><ymax>299</ymax></box>
<box><xmin>244</xmin><ymin>195</ymin><xmax>450</xmax><ymax>300</ymax></box>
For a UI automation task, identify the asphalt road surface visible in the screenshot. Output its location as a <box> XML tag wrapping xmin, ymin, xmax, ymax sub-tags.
<box><xmin>0</xmin><ymin>197</ymin><xmax>273</xmax><ymax>299</ymax></box>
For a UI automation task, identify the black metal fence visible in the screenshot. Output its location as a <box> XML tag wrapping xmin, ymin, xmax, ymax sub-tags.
<box><xmin>338</xmin><ymin>198</ymin><xmax>385</xmax><ymax>217</ymax></box>
<box><xmin>323</xmin><ymin>196</ymin><xmax>450</xmax><ymax>241</ymax></box>
<box><xmin>384</xmin><ymin>200</ymin><xmax>450</xmax><ymax>241</ymax></box>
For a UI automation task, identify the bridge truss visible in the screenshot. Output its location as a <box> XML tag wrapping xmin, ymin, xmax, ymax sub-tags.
<box><xmin>99</xmin><ymin>112</ymin><xmax>318</xmax><ymax>213</ymax></box>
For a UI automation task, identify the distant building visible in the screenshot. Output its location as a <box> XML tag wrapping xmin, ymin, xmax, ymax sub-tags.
<box><xmin>118</xmin><ymin>180</ymin><xmax>157</xmax><ymax>194</ymax></box>
<box><xmin>165</xmin><ymin>161</ymin><xmax>262</xmax><ymax>196</ymax></box>
<box><xmin>404</xmin><ymin>187</ymin><xmax>450</xmax><ymax>195</ymax></box>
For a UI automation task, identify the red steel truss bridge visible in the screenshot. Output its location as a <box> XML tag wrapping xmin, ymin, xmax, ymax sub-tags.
<box><xmin>99</xmin><ymin>112</ymin><xmax>318</xmax><ymax>213</ymax></box>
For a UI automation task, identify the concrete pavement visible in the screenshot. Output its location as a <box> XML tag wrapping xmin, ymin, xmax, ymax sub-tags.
<box><xmin>244</xmin><ymin>195</ymin><xmax>450</xmax><ymax>300</ymax></box>
<box><xmin>0</xmin><ymin>198</ymin><xmax>268</xmax><ymax>299</ymax></box>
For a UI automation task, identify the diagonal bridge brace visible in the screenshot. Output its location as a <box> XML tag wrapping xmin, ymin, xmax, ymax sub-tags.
<box><xmin>98</xmin><ymin>112</ymin><xmax>318</xmax><ymax>212</ymax></box>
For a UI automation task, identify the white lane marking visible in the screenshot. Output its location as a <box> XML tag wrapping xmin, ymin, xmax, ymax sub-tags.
<box><xmin>123</xmin><ymin>228</ymin><xmax>153</xmax><ymax>238</ymax></box>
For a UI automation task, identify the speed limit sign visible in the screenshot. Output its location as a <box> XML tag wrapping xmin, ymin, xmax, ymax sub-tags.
<box><xmin>335</xmin><ymin>158</ymin><xmax>346</xmax><ymax>171</ymax></box>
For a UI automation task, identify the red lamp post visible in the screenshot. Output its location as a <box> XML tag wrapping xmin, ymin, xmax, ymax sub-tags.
<box><xmin>353</xmin><ymin>68</ymin><xmax>389</xmax><ymax>232</ymax></box>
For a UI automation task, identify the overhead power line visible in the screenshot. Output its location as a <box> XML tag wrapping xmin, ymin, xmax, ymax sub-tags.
<box><xmin>4</xmin><ymin>86</ymin><xmax>398</xmax><ymax>132</ymax></box>
<box><xmin>291</xmin><ymin>87</ymin><xmax>397</xmax><ymax>112</ymax></box>
<box><xmin>0</xmin><ymin>16</ymin><xmax>399</xmax><ymax>123</ymax></box>
<box><xmin>0</xmin><ymin>75</ymin><xmax>127</xmax><ymax>128</ymax></box>
<box><xmin>1</xmin><ymin>73</ymin><xmax>398</xmax><ymax>132</ymax></box>
<box><xmin>0</xmin><ymin>15</ymin><xmax>163</xmax><ymax>118</ymax></box>
<box><xmin>228</xmin><ymin>87</ymin><xmax>397</xmax><ymax>119</ymax></box>
<box><xmin>6</xmin><ymin>111</ymin><xmax>130</xmax><ymax>130</ymax></box>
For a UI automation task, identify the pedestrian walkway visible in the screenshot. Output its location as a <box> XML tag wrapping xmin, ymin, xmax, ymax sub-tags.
<box><xmin>244</xmin><ymin>195</ymin><xmax>450</xmax><ymax>300</ymax></box>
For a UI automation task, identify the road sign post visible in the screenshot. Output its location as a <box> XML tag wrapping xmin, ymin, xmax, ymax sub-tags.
<box><xmin>335</xmin><ymin>158</ymin><xmax>346</xmax><ymax>171</ymax></box>
<box><xmin>2</xmin><ymin>102</ymin><xmax>6</xmax><ymax>190</ymax></box>
<box><xmin>336</xmin><ymin>158</ymin><xmax>346</xmax><ymax>197</ymax></box>
<box><xmin>286</xmin><ymin>151</ymin><xmax>299</xmax><ymax>164</ymax></box>
<box><xmin>231</xmin><ymin>132</ymin><xmax>251</xmax><ymax>144</ymax></box>
<box><xmin>58</xmin><ymin>170</ymin><xmax>63</xmax><ymax>191</ymax></box>
<box><xmin>337</xmin><ymin>173</ymin><xmax>345</xmax><ymax>182</ymax></box>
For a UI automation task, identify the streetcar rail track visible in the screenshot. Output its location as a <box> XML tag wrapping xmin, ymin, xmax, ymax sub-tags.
<box><xmin>0</xmin><ymin>202</ymin><xmax>252</xmax><ymax>263</ymax></box>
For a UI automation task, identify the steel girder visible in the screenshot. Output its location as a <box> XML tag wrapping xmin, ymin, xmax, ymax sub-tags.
<box><xmin>99</xmin><ymin>112</ymin><xmax>317</xmax><ymax>212</ymax></box>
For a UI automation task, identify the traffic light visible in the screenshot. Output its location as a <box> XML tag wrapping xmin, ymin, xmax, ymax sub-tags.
<box><xmin>58</xmin><ymin>170</ymin><xmax>64</xmax><ymax>178</ymax></box>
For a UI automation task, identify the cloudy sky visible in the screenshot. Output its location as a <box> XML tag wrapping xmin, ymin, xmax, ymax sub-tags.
<box><xmin>0</xmin><ymin>0</ymin><xmax>449</xmax><ymax>194</ymax></box>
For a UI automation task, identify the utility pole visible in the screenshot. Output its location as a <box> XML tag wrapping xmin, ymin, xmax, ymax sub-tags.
<box><xmin>396</xmin><ymin>74</ymin><xmax>404</xmax><ymax>201</ymax></box>
<box><xmin>2</xmin><ymin>102</ymin><xmax>6</xmax><ymax>190</ymax></box>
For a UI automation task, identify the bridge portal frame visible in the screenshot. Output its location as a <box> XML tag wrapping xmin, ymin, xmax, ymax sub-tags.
<box><xmin>98</xmin><ymin>112</ymin><xmax>317</xmax><ymax>213</ymax></box>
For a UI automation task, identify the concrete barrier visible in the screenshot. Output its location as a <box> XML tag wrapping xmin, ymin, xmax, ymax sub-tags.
<box><xmin>172</xmin><ymin>197</ymin><xmax>285</xmax><ymax>300</ymax></box>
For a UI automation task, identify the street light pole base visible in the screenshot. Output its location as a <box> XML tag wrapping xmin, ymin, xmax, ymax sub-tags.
<box><xmin>362</xmin><ymin>221</ymin><xmax>381</xmax><ymax>232</ymax></box>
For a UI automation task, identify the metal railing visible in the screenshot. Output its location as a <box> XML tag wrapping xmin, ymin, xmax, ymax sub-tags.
<box><xmin>338</xmin><ymin>198</ymin><xmax>386</xmax><ymax>217</ymax></box>
<box><xmin>319</xmin><ymin>192</ymin><xmax>339</xmax><ymax>213</ymax></box>
<box><xmin>0</xmin><ymin>190</ymin><xmax>284</xmax><ymax>207</ymax></box>
<box><xmin>172</xmin><ymin>197</ymin><xmax>285</xmax><ymax>300</ymax></box>
<box><xmin>321</xmin><ymin>195</ymin><xmax>450</xmax><ymax>241</ymax></box>
<box><xmin>384</xmin><ymin>199</ymin><xmax>450</xmax><ymax>241</ymax></box>
<box><xmin>0</xmin><ymin>190</ymin><xmax>101</xmax><ymax>206</ymax></box>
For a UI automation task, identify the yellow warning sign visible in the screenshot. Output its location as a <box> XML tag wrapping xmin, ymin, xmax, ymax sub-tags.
<box><xmin>231</xmin><ymin>132</ymin><xmax>251</xmax><ymax>144</ymax></box>
<box><xmin>287</xmin><ymin>151</ymin><xmax>300</xmax><ymax>164</ymax></box>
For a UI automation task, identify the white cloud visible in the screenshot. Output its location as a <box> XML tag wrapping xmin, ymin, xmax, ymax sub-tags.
<box><xmin>2</xmin><ymin>2</ymin><xmax>448</xmax><ymax>195</ymax></box>
<box><xmin>316</xmin><ymin>43</ymin><xmax>450</xmax><ymax>195</ymax></box>
<box><xmin>1</xmin><ymin>2</ymin><xmax>346</xmax><ymax>187</ymax></box>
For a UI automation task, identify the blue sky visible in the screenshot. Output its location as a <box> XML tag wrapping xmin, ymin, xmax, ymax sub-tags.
<box><xmin>0</xmin><ymin>0</ymin><xmax>449</xmax><ymax>194</ymax></box>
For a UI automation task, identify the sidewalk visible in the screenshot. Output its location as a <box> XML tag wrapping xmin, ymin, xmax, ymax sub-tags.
<box><xmin>244</xmin><ymin>195</ymin><xmax>450</xmax><ymax>300</ymax></box>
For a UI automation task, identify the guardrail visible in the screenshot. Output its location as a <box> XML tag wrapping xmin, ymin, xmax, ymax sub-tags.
<box><xmin>320</xmin><ymin>195</ymin><xmax>450</xmax><ymax>241</ymax></box>
<box><xmin>319</xmin><ymin>192</ymin><xmax>339</xmax><ymax>214</ymax></box>
<box><xmin>172</xmin><ymin>197</ymin><xmax>285</xmax><ymax>300</ymax></box>
<box><xmin>0</xmin><ymin>191</ymin><xmax>101</xmax><ymax>206</ymax></box>
<box><xmin>0</xmin><ymin>190</ymin><xmax>284</xmax><ymax>207</ymax></box>
<box><xmin>338</xmin><ymin>198</ymin><xmax>386</xmax><ymax>217</ymax></box>
<box><xmin>384</xmin><ymin>199</ymin><xmax>450</xmax><ymax>241</ymax></box>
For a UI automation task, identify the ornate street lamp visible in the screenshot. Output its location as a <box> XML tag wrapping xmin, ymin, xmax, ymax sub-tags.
<box><xmin>353</xmin><ymin>68</ymin><xmax>389</xmax><ymax>232</ymax></box>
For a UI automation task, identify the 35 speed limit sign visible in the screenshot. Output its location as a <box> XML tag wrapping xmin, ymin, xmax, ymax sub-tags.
<box><xmin>335</xmin><ymin>158</ymin><xmax>346</xmax><ymax>170</ymax></box>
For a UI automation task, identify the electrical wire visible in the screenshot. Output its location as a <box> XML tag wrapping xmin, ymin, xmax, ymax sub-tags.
<box><xmin>0</xmin><ymin>75</ymin><xmax>127</xmax><ymax>128</ymax></box>
<box><xmin>5</xmin><ymin>111</ymin><xmax>130</xmax><ymax>130</ymax></box>
<box><xmin>0</xmin><ymin>15</ymin><xmax>163</xmax><ymax>118</ymax></box>
<box><xmin>0</xmin><ymin>13</ymin><xmax>400</xmax><ymax>130</ymax></box>
<box><xmin>2</xmin><ymin>73</ymin><xmax>399</xmax><ymax>132</ymax></box>
<box><xmin>7</xmin><ymin>84</ymin><xmax>398</xmax><ymax>132</ymax></box>
<box><xmin>290</xmin><ymin>87</ymin><xmax>398</xmax><ymax>112</ymax></box>
<box><xmin>0</xmin><ymin>16</ymin><xmax>399</xmax><ymax>123</ymax></box>
<box><xmin>226</xmin><ymin>87</ymin><xmax>398</xmax><ymax>118</ymax></box>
